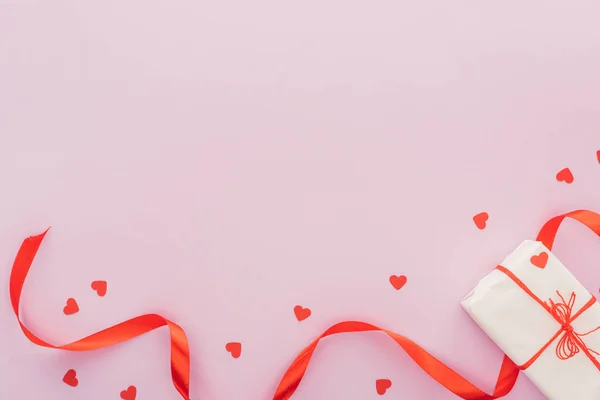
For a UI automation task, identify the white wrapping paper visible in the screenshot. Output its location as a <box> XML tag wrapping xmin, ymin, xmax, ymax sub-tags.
<box><xmin>462</xmin><ymin>240</ymin><xmax>600</xmax><ymax>400</ymax></box>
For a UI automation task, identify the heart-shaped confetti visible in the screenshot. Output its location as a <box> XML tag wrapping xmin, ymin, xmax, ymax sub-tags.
<box><xmin>120</xmin><ymin>385</ymin><xmax>137</xmax><ymax>400</ymax></box>
<box><xmin>556</xmin><ymin>167</ymin><xmax>574</xmax><ymax>184</ymax></box>
<box><xmin>91</xmin><ymin>280</ymin><xmax>107</xmax><ymax>297</ymax></box>
<box><xmin>62</xmin><ymin>369</ymin><xmax>78</xmax><ymax>387</ymax></box>
<box><xmin>63</xmin><ymin>298</ymin><xmax>79</xmax><ymax>315</ymax></box>
<box><xmin>376</xmin><ymin>379</ymin><xmax>392</xmax><ymax>395</ymax></box>
<box><xmin>530</xmin><ymin>252</ymin><xmax>549</xmax><ymax>269</ymax></box>
<box><xmin>473</xmin><ymin>212</ymin><xmax>489</xmax><ymax>230</ymax></box>
<box><xmin>389</xmin><ymin>275</ymin><xmax>407</xmax><ymax>290</ymax></box>
<box><xmin>225</xmin><ymin>342</ymin><xmax>242</xmax><ymax>358</ymax></box>
<box><xmin>294</xmin><ymin>305</ymin><xmax>311</xmax><ymax>322</ymax></box>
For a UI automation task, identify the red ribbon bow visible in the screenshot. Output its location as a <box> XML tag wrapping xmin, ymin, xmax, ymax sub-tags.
<box><xmin>497</xmin><ymin>262</ymin><xmax>600</xmax><ymax>371</ymax></box>
<box><xmin>550</xmin><ymin>292</ymin><xmax>600</xmax><ymax>362</ymax></box>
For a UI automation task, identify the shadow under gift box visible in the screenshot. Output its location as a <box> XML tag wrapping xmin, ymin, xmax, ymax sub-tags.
<box><xmin>462</xmin><ymin>240</ymin><xmax>600</xmax><ymax>400</ymax></box>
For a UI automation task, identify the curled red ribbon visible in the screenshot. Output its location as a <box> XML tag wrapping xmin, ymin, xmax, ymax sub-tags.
<box><xmin>9</xmin><ymin>209</ymin><xmax>600</xmax><ymax>399</ymax></box>
<box><xmin>536</xmin><ymin>209</ymin><xmax>600</xmax><ymax>250</ymax></box>
<box><xmin>9</xmin><ymin>229</ymin><xmax>191</xmax><ymax>399</ymax></box>
<box><xmin>271</xmin><ymin>322</ymin><xmax>518</xmax><ymax>400</ymax></box>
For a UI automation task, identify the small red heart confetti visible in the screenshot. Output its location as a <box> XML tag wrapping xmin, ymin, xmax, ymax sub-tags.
<box><xmin>294</xmin><ymin>305</ymin><xmax>311</xmax><ymax>321</ymax></box>
<box><xmin>389</xmin><ymin>275</ymin><xmax>407</xmax><ymax>290</ymax></box>
<box><xmin>556</xmin><ymin>168</ymin><xmax>574</xmax><ymax>184</ymax></box>
<box><xmin>473</xmin><ymin>212</ymin><xmax>489</xmax><ymax>230</ymax></box>
<box><xmin>91</xmin><ymin>280</ymin><xmax>107</xmax><ymax>297</ymax></box>
<box><xmin>376</xmin><ymin>379</ymin><xmax>392</xmax><ymax>395</ymax></box>
<box><xmin>225</xmin><ymin>342</ymin><xmax>242</xmax><ymax>358</ymax></box>
<box><xmin>530</xmin><ymin>252</ymin><xmax>549</xmax><ymax>269</ymax></box>
<box><xmin>120</xmin><ymin>385</ymin><xmax>137</xmax><ymax>400</ymax></box>
<box><xmin>63</xmin><ymin>298</ymin><xmax>79</xmax><ymax>315</ymax></box>
<box><xmin>62</xmin><ymin>369</ymin><xmax>78</xmax><ymax>387</ymax></box>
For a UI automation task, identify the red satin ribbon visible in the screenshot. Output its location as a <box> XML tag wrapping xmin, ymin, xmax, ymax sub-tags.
<box><xmin>537</xmin><ymin>209</ymin><xmax>600</xmax><ymax>251</ymax></box>
<box><xmin>10</xmin><ymin>210</ymin><xmax>600</xmax><ymax>400</ymax></box>
<box><xmin>9</xmin><ymin>229</ymin><xmax>191</xmax><ymax>399</ymax></box>
<box><xmin>272</xmin><ymin>322</ymin><xmax>519</xmax><ymax>400</ymax></box>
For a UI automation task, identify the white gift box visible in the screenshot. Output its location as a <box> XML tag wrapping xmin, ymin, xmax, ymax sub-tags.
<box><xmin>462</xmin><ymin>240</ymin><xmax>600</xmax><ymax>400</ymax></box>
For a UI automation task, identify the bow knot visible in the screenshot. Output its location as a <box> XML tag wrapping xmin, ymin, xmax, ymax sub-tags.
<box><xmin>547</xmin><ymin>291</ymin><xmax>600</xmax><ymax>363</ymax></box>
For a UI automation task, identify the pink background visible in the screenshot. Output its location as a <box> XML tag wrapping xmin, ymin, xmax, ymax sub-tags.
<box><xmin>2</xmin><ymin>1</ymin><xmax>600</xmax><ymax>399</ymax></box>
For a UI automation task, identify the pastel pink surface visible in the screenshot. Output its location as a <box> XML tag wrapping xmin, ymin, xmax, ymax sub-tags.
<box><xmin>1</xmin><ymin>1</ymin><xmax>600</xmax><ymax>399</ymax></box>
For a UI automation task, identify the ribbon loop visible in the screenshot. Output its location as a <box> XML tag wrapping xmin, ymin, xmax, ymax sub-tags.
<box><xmin>548</xmin><ymin>291</ymin><xmax>597</xmax><ymax>362</ymax></box>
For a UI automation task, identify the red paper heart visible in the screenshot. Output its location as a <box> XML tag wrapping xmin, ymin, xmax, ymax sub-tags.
<box><xmin>91</xmin><ymin>280</ymin><xmax>107</xmax><ymax>297</ymax></box>
<box><xmin>62</xmin><ymin>369</ymin><xmax>78</xmax><ymax>387</ymax></box>
<box><xmin>556</xmin><ymin>167</ymin><xmax>574</xmax><ymax>184</ymax></box>
<box><xmin>120</xmin><ymin>385</ymin><xmax>137</xmax><ymax>400</ymax></box>
<box><xmin>473</xmin><ymin>212</ymin><xmax>489</xmax><ymax>230</ymax></box>
<box><xmin>597</xmin><ymin>150</ymin><xmax>600</xmax><ymax>163</ymax></box>
<box><xmin>376</xmin><ymin>379</ymin><xmax>392</xmax><ymax>395</ymax></box>
<box><xmin>389</xmin><ymin>275</ymin><xmax>407</xmax><ymax>290</ymax></box>
<box><xmin>294</xmin><ymin>305</ymin><xmax>311</xmax><ymax>322</ymax></box>
<box><xmin>225</xmin><ymin>342</ymin><xmax>242</xmax><ymax>358</ymax></box>
<box><xmin>63</xmin><ymin>298</ymin><xmax>79</xmax><ymax>315</ymax></box>
<box><xmin>530</xmin><ymin>252</ymin><xmax>549</xmax><ymax>269</ymax></box>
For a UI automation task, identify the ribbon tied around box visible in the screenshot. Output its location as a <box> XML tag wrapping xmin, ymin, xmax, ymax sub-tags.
<box><xmin>496</xmin><ymin>264</ymin><xmax>600</xmax><ymax>370</ymax></box>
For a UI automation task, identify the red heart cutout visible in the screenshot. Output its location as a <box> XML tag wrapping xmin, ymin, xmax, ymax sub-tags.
<box><xmin>91</xmin><ymin>280</ymin><xmax>107</xmax><ymax>297</ymax></box>
<box><xmin>530</xmin><ymin>251</ymin><xmax>549</xmax><ymax>269</ymax></box>
<box><xmin>62</xmin><ymin>369</ymin><xmax>78</xmax><ymax>387</ymax></box>
<box><xmin>376</xmin><ymin>379</ymin><xmax>392</xmax><ymax>395</ymax></box>
<box><xmin>120</xmin><ymin>385</ymin><xmax>137</xmax><ymax>400</ymax></box>
<box><xmin>556</xmin><ymin>167</ymin><xmax>574</xmax><ymax>184</ymax></box>
<box><xmin>225</xmin><ymin>342</ymin><xmax>242</xmax><ymax>358</ymax></box>
<box><xmin>473</xmin><ymin>212</ymin><xmax>489</xmax><ymax>230</ymax></box>
<box><xmin>597</xmin><ymin>150</ymin><xmax>600</xmax><ymax>163</ymax></box>
<box><xmin>294</xmin><ymin>305</ymin><xmax>311</xmax><ymax>321</ymax></box>
<box><xmin>63</xmin><ymin>298</ymin><xmax>79</xmax><ymax>315</ymax></box>
<box><xmin>389</xmin><ymin>275</ymin><xmax>407</xmax><ymax>290</ymax></box>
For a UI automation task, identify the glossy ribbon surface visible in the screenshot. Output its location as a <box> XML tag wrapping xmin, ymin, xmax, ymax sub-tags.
<box><xmin>9</xmin><ymin>229</ymin><xmax>191</xmax><ymax>399</ymax></box>
<box><xmin>272</xmin><ymin>321</ymin><xmax>518</xmax><ymax>400</ymax></box>
<box><xmin>537</xmin><ymin>209</ymin><xmax>600</xmax><ymax>251</ymax></box>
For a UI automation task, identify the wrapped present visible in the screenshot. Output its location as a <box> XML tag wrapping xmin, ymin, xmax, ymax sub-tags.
<box><xmin>10</xmin><ymin>210</ymin><xmax>600</xmax><ymax>400</ymax></box>
<box><xmin>462</xmin><ymin>211</ymin><xmax>600</xmax><ymax>400</ymax></box>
